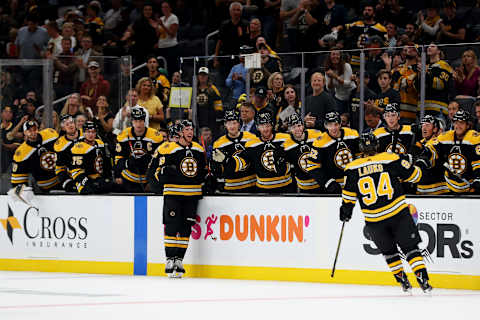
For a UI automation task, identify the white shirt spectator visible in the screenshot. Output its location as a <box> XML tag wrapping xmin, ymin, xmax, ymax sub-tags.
<box><xmin>113</xmin><ymin>105</ymin><xmax>150</xmax><ymax>135</ymax></box>
<box><xmin>157</xmin><ymin>14</ymin><xmax>179</xmax><ymax>48</ymax></box>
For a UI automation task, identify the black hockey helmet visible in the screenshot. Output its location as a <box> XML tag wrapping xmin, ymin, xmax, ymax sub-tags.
<box><xmin>452</xmin><ymin>109</ymin><xmax>470</xmax><ymax>122</ymax></box>
<box><xmin>359</xmin><ymin>132</ymin><xmax>379</xmax><ymax>155</ymax></box>
<box><xmin>23</xmin><ymin>119</ymin><xmax>38</xmax><ymax>132</ymax></box>
<box><xmin>167</xmin><ymin>123</ymin><xmax>181</xmax><ymax>138</ymax></box>
<box><xmin>60</xmin><ymin>114</ymin><xmax>74</xmax><ymax>124</ymax></box>
<box><xmin>255</xmin><ymin>111</ymin><xmax>273</xmax><ymax>126</ymax></box>
<box><xmin>324</xmin><ymin>111</ymin><xmax>341</xmax><ymax>125</ymax></box>
<box><xmin>384</xmin><ymin>103</ymin><xmax>400</xmax><ymax>115</ymax></box>
<box><xmin>287</xmin><ymin>113</ymin><xmax>303</xmax><ymax>128</ymax></box>
<box><xmin>83</xmin><ymin>121</ymin><xmax>97</xmax><ymax>131</ymax></box>
<box><xmin>179</xmin><ymin>119</ymin><xmax>193</xmax><ymax>131</ymax></box>
<box><xmin>131</xmin><ymin>106</ymin><xmax>146</xmax><ymax>120</ymax></box>
<box><xmin>224</xmin><ymin>110</ymin><xmax>240</xmax><ymax>122</ymax></box>
<box><xmin>420</xmin><ymin>115</ymin><xmax>439</xmax><ymax>127</ymax></box>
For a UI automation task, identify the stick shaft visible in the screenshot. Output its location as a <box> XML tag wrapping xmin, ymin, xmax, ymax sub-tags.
<box><xmin>331</xmin><ymin>221</ymin><xmax>346</xmax><ymax>278</ymax></box>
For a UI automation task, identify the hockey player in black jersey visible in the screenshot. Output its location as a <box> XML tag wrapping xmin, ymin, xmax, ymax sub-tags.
<box><xmin>11</xmin><ymin>120</ymin><xmax>60</xmax><ymax>192</ymax></box>
<box><xmin>236</xmin><ymin>112</ymin><xmax>294</xmax><ymax>193</ymax></box>
<box><xmin>152</xmin><ymin>120</ymin><xmax>207</xmax><ymax>278</ymax></box>
<box><xmin>341</xmin><ymin>132</ymin><xmax>432</xmax><ymax>293</ymax></box>
<box><xmin>307</xmin><ymin>111</ymin><xmax>359</xmax><ymax>194</ymax></box>
<box><xmin>69</xmin><ymin>121</ymin><xmax>112</xmax><ymax>194</ymax></box>
<box><xmin>211</xmin><ymin>110</ymin><xmax>257</xmax><ymax>192</ymax></box>
<box><xmin>282</xmin><ymin>113</ymin><xmax>322</xmax><ymax>193</ymax></box>
<box><xmin>373</xmin><ymin>103</ymin><xmax>415</xmax><ymax>154</ymax></box>
<box><xmin>54</xmin><ymin>115</ymin><xmax>84</xmax><ymax>192</ymax></box>
<box><xmin>115</xmin><ymin>107</ymin><xmax>163</xmax><ymax>192</ymax></box>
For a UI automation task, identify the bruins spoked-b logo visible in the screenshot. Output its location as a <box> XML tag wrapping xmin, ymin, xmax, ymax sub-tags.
<box><xmin>298</xmin><ymin>152</ymin><xmax>311</xmax><ymax>172</ymax></box>
<box><xmin>261</xmin><ymin>150</ymin><xmax>276</xmax><ymax>172</ymax></box>
<box><xmin>40</xmin><ymin>151</ymin><xmax>57</xmax><ymax>171</ymax></box>
<box><xmin>448</xmin><ymin>153</ymin><xmax>467</xmax><ymax>175</ymax></box>
<box><xmin>386</xmin><ymin>143</ymin><xmax>406</xmax><ymax>154</ymax></box>
<box><xmin>334</xmin><ymin>148</ymin><xmax>353</xmax><ymax>169</ymax></box>
<box><xmin>180</xmin><ymin>157</ymin><xmax>198</xmax><ymax>177</ymax></box>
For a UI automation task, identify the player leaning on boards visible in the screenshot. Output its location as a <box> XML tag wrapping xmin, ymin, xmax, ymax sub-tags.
<box><xmin>151</xmin><ymin>120</ymin><xmax>207</xmax><ymax>278</ymax></box>
<box><xmin>340</xmin><ymin>132</ymin><xmax>432</xmax><ymax>293</ymax></box>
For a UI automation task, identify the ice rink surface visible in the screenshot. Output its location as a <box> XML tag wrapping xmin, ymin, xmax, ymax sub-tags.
<box><xmin>0</xmin><ymin>271</ymin><xmax>478</xmax><ymax>320</ymax></box>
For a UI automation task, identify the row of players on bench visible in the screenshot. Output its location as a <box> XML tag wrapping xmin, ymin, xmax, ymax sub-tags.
<box><xmin>10</xmin><ymin>103</ymin><xmax>480</xmax><ymax>195</ymax></box>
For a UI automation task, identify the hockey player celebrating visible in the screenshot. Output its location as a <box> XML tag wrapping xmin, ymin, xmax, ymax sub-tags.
<box><xmin>54</xmin><ymin>115</ymin><xmax>84</xmax><ymax>192</ymax></box>
<box><xmin>211</xmin><ymin>110</ymin><xmax>257</xmax><ymax>192</ymax></box>
<box><xmin>282</xmin><ymin>113</ymin><xmax>322</xmax><ymax>193</ymax></box>
<box><xmin>373</xmin><ymin>103</ymin><xmax>415</xmax><ymax>154</ymax></box>
<box><xmin>11</xmin><ymin>120</ymin><xmax>60</xmax><ymax>192</ymax></box>
<box><xmin>236</xmin><ymin>112</ymin><xmax>294</xmax><ymax>193</ymax></box>
<box><xmin>413</xmin><ymin>115</ymin><xmax>448</xmax><ymax>195</ymax></box>
<box><xmin>153</xmin><ymin>120</ymin><xmax>207</xmax><ymax>278</ymax></box>
<box><xmin>307</xmin><ymin>111</ymin><xmax>359</xmax><ymax>194</ymax></box>
<box><xmin>341</xmin><ymin>132</ymin><xmax>432</xmax><ymax>293</ymax></box>
<box><xmin>115</xmin><ymin>107</ymin><xmax>164</xmax><ymax>192</ymax></box>
<box><xmin>424</xmin><ymin>110</ymin><xmax>480</xmax><ymax>194</ymax></box>
<box><xmin>69</xmin><ymin>121</ymin><xmax>112</xmax><ymax>194</ymax></box>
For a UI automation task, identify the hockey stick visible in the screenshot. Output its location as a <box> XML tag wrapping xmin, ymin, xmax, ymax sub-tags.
<box><xmin>331</xmin><ymin>221</ymin><xmax>346</xmax><ymax>278</ymax></box>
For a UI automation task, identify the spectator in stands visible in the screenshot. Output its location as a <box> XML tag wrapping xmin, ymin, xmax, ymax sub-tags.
<box><xmin>446</xmin><ymin>100</ymin><xmax>460</xmax><ymax>130</ymax></box>
<box><xmin>75</xmin><ymin>113</ymin><xmax>88</xmax><ymax>131</ymax></box>
<box><xmin>226</xmin><ymin>52</ymin><xmax>247</xmax><ymax>108</ymax></box>
<box><xmin>0</xmin><ymin>71</ymin><xmax>15</xmax><ymax>107</ymax></box>
<box><xmin>75</xmin><ymin>34</ymin><xmax>101</xmax><ymax>83</ymax></box>
<box><xmin>93</xmin><ymin>95</ymin><xmax>115</xmax><ymax>147</ymax></box>
<box><xmin>121</xmin><ymin>2</ymin><xmax>158</xmax><ymax>65</ymax></box>
<box><xmin>15</xmin><ymin>13</ymin><xmax>49</xmax><ymax>93</ymax></box>
<box><xmin>385</xmin><ymin>22</ymin><xmax>398</xmax><ymax>51</ymax></box>
<box><xmin>156</xmin><ymin>1</ymin><xmax>179</xmax><ymax>76</ymax></box>
<box><xmin>373</xmin><ymin>69</ymin><xmax>400</xmax><ymax>113</ymax></box>
<box><xmin>349</xmin><ymin>72</ymin><xmax>377</xmax><ymax>130</ymax></box>
<box><xmin>50</xmin><ymin>37</ymin><xmax>78</xmax><ymax>99</ymax></box>
<box><xmin>247</xmin><ymin>18</ymin><xmax>263</xmax><ymax>49</ymax></box>
<box><xmin>80</xmin><ymin>60</ymin><xmax>111</xmax><ymax>114</ymax></box>
<box><xmin>267</xmin><ymin>72</ymin><xmax>285</xmax><ymax>110</ymax></box>
<box><xmin>113</xmin><ymin>89</ymin><xmax>150</xmax><ymax>135</ymax></box>
<box><xmin>143</xmin><ymin>55</ymin><xmax>171</xmax><ymax>107</ymax></box>
<box><xmin>214</xmin><ymin>2</ymin><xmax>249</xmax><ymax>75</ymax></box>
<box><xmin>61</xmin><ymin>94</ymin><xmax>85</xmax><ymax>118</ymax></box>
<box><xmin>61</xmin><ymin>22</ymin><xmax>77</xmax><ymax>51</ymax></box>
<box><xmin>364</xmin><ymin>106</ymin><xmax>382</xmax><ymax>133</ymax></box>
<box><xmin>1</xmin><ymin>106</ymin><xmax>19</xmax><ymax>173</ymax></box>
<box><xmin>280</xmin><ymin>0</ymin><xmax>301</xmax><ymax>53</ymax></box>
<box><xmin>104</xmin><ymin>0</ymin><xmax>125</xmax><ymax>32</ymax></box>
<box><xmin>417</xmin><ymin>5</ymin><xmax>442</xmax><ymax>43</ymax></box>
<box><xmin>437</xmin><ymin>1</ymin><xmax>465</xmax><ymax>44</ymax></box>
<box><xmin>304</xmin><ymin>72</ymin><xmax>337</xmax><ymax>130</ymax></box>
<box><xmin>171</xmin><ymin>71</ymin><xmax>182</xmax><ymax>87</ymax></box>
<box><xmin>275</xmin><ymin>84</ymin><xmax>300</xmax><ymax>132</ymax></box>
<box><xmin>324</xmin><ymin>48</ymin><xmax>355</xmax><ymax>114</ymax></box>
<box><xmin>365</xmin><ymin>36</ymin><xmax>390</xmax><ymax>94</ymax></box>
<box><xmin>46</xmin><ymin>20</ymin><xmax>63</xmax><ymax>56</ymax></box>
<box><xmin>252</xmin><ymin>86</ymin><xmax>276</xmax><ymax>119</ymax></box>
<box><xmin>404</xmin><ymin>22</ymin><xmax>419</xmax><ymax>43</ymax></box>
<box><xmin>240</xmin><ymin>102</ymin><xmax>258</xmax><ymax>135</ymax></box>
<box><xmin>136</xmin><ymin>77</ymin><xmax>164</xmax><ymax>130</ymax></box>
<box><xmin>317</xmin><ymin>0</ymin><xmax>346</xmax><ymax>48</ymax></box>
<box><xmin>258</xmin><ymin>43</ymin><xmax>282</xmax><ymax>74</ymax></box>
<box><xmin>196</xmin><ymin>67</ymin><xmax>223</xmax><ymax>136</ymax></box>
<box><xmin>290</xmin><ymin>0</ymin><xmax>322</xmax><ymax>53</ymax></box>
<box><xmin>199</xmin><ymin>127</ymin><xmax>213</xmax><ymax>160</ymax></box>
<box><xmin>378</xmin><ymin>0</ymin><xmax>408</xmax><ymax>27</ymax></box>
<box><xmin>453</xmin><ymin>49</ymin><xmax>480</xmax><ymax>98</ymax></box>
<box><xmin>340</xmin><ymin>112</ymin><xmax>350</xmax><ymax>128</ymax></box>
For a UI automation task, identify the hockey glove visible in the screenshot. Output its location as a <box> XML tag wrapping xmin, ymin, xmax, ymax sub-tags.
<box><xmin>339</xmin><ymin>205</ymin><xmax>352</xmax><ymax>222</ymax></box>
<box><xmin>325</xmin><ymin>179</ymin><xmax>342</xmax><ymax>194</ymax></box>
<box><xmin>62</xmin><ymin>179</ymin><xmax>77</xmax><ymax>193</ymax></box>
<box><xmin>212</xmin><ymin>149</ymin><xmax>226</xmax><ymax>163</ymax></box>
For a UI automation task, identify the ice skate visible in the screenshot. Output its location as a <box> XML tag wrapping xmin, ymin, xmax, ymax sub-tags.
<box><xmin>395</xmin><ymin>272</ymin><xmax>412</xmax><ymax>294</ymax></box>
<box><xmin>415</xmin><ymin>271</ymin><xmax>433</xmax><ymax>293</ymax></box>
<box><xmin>165</xmin><ymin>258</ymin><xmax>175</xmax><ymax>278</ymax></box>
<box><xmin>173</xmin><ymin>258</ymin><xmax>185</xmax><ymax>278</ymax></box>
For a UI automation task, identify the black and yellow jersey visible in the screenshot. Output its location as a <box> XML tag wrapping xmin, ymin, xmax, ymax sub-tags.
<box><xmin>283</xmin><ymin>129</ymin><xmax>323</xmax><ymax>191</ymax></box>
<box><xmin>344</xmin><ymin>20</ymin><xmax>386</xmax><ymax>67</ymax></box>
<box><xmin>115</xmin><ymin>127</ymin><xmax>164</xmax><ymax>184</ymax></box>
<box><xmin>392</xmin><ymin>64</ymin><xmax>418</xmax><ymax>121</ymax></box>
<box><xmin>11</xmin><ymin>128</ymin><xmax>59</xmax><ymax>190</ymax></box>
<box><xmin>238</xmin><ymin>133</ymin><xmax>292</xmax><ymax>191</ymax></box>
<box><xmin>153</xmin><ymin>141</ymin><xmax>207</xmax><ymax>197</ymax></box>
<box><xmin>424</xmin><ymin>60</ymin><xmax>454</xmax><ymax>116</ymax></box>
<box><xmin>342</xmin><ymin>153</ymin><xmax>422</xmax><ymax>223</ymax></box>
<box><xmin>307</xmin><ymin>128</ymin><xmax>359</xmax><ymax>189</ymax></box>
<box><xmin>413</xmin><ymin>137</ymin><xmax>449</xmax><ymax>195</ymax></box>
<box><xmin>151</xmin><ymin>73</ymin><xmax>171</xmax><ymax>106</ymax></box>
<box><xmin>373</xmin><ymin>125</ymin><xmax>414</xmax><ymax>154</ymax></box>
<box><xmin>212</xmin><ymin>131</ymin><xmax>257</xmax><ymax>191</ymax></box>
<box><xmin>425</xmin><ymin>130</ymin><xmax>480</xmax><ymax>193</ymax></box>
<box><xmin>196</xmin><ymin>85</ymin><xmax>223</xmax><ymax>131</ymax></box>
<box><xmin>69</xmin><ymin>139</ymin><xmax>111</xmax><ymax>193</ymax></box>
<box><xmin>54</xmin><ymin>131</ymin><xmax>84</xmax><ymax>188</ymax></box>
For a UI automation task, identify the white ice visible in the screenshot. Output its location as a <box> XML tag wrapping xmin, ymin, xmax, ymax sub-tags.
<box><xmin>0</xmin><ymin>271</ymin><xmax>478</xmax><ymax>320</ymax></box>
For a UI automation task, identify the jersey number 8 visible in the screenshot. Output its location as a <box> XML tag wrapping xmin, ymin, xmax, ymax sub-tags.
<box><xmin>358</xmin><ymin>172</ymin><xmax>393</xmax><ymax>206</ymax></box>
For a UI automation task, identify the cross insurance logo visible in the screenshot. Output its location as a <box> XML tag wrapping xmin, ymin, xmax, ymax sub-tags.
<box><xmin>2</xmin><ymin>201</ymin><xmax>89</xmax><ymax>250</ymax></box>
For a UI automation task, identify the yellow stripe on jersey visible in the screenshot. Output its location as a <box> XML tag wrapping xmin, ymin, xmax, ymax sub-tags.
<box><xmin>417</xmin><ymin>182</ymin><xmax>449</xmax><ymax>195</ymax></box>
<box><xmin>11</xmin><ymin>173</ymin><xmax>29</xmax><ymax>184</ymax></box>
<box><xmin>295</xmin><ymin>177</ymin><xmax>319</xmax><ymax>190</ymax></box>
<box><xmin>472</xmin><ymin>160</ymin><xmax>480</xmax><ymax>171</ymax></box>
<box><xmin>37</xmin><ymin>176</ymin><xmax>60</xmax><ymax>189</ymax></box>
<box><xmin>163</xmin><ymin>184</ymin><xmax>203</xmax><ymax>196</ymax></box>
<box><xmin>363</xmin><ymin>195</ymin><xmax>407</xmax><ymax>222</ymax></box>
<box><xmin>121</xmin><ymin>170</ymin><xmax>147</xmax><ymax>183</ymax></box>
<box><xmin>256</xmin><ymin>174</ymin><xmax>292</xmax><ymax>189</ymax></box>
<box><xmin>404</xmin><ymin>166</ymin><xmax>422</xmax><ymax>183</ymax></box>
<box><xmin>224</xmin><ymin>175</ymin><xmax>256</xmax><ymax>190</ymax></box>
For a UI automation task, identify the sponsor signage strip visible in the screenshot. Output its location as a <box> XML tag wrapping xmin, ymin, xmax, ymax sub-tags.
<box><xmin>0</xmin><ymin>259</ymin><xmax>133</xmax><ymax>274</ymax></box>
<box><xmin>134</xmin><ymin>196</ymin><xmax>148</xmax><ymax>276</ymax></box>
